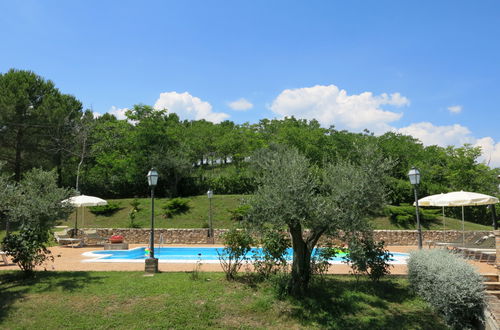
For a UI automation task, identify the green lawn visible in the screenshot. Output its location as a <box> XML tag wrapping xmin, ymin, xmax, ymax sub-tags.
<box><xmin>0</xmin><ymin>271</ymin><xmax>446</xmax><ymax>329</ymax></box>
<box><xmin>1</xmin><ymin>194</ymin><xmax>493</xmax><ymax>233</ymax></box>
<box><xmin>371</xmin><ymin>216</ymin><xmax>492</xmax><ymax>231</ymax></box>
<box><xmin>56</xmin><ymin>194</ymin><xmax>248</xmax><ymax>229</ymax></box>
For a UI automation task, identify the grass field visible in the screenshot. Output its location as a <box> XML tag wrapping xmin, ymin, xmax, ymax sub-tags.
<box><xmin>0</xmin><ymin>271</ymin><xmax>446</xmax><ymax>329</ymax></box>
<box><xmin>371</xmin><ymin>216</ymin><xmax>492</xmax><ymax>231</ymax></box>
<box><xmin>0</xmin><ymin>194</ymin><xmax>492</xmax><ymax>235</ymax></box>
<box><xmin>53</xmin><ymin>194</ymin><xmax>492</xmax><ymax>231</ymax></box>
<box><xmin>56</xmin><ymin>194</ymin><xmax>248</xmax><ymax>229</ymax></box>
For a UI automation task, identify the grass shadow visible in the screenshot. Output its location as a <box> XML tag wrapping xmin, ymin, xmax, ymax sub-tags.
<box><xmin>284</xmin><ymin>275</ymin><xmax>447</xmax><ymax>329</ymax></box>
<box><xmin>0</xmin><ymin>271</ymin><xmax>105</xmax><ymax>323</ymax></box>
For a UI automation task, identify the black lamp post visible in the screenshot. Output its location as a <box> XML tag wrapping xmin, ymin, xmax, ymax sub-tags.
<box><xmin>408</xmin><ymin>167</ymin><xmax>423</xmax><ymax>249</ymax></box>
<box><xmin>207</xmin><ymin>189</ymin><xmax>214</xmax><ymax>244</ymax></box>
<box><xmin>145</xmin><ymin>168</ymin><xmax>159</xmax><ymax>273</ymax></box>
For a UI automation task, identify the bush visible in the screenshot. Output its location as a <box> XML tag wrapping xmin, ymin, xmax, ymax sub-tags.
<box><xmin>408</xmin><ymin>249</ymin><xmax>485</xmax><ymax>329</ymax></box>
<box><xmin>384</xmin><ymin>204</ymin><xmax>440</xmax><ymax>227</ymax></box>
<box><xmin>89</xmin><ymin>202</ymin><xmax>120</xmax><ymax>216</ymax></box>
<box><xmin>2</xmin><ymin>227</ymin><xmax>54</xmax><ymax>273</ymax></box>
<box><xmin>228</xmin><ymin>205</ymin><xmax>250</xmax><ymax>222</ymax></box>
<box><xmin>343</xmin><ymin>236</ymin><xmax>392</xmax><ymax>282</ymax></box>
<box><xmin>162</xmin><ymin>198</ymin><xmax>190</xmax><ymax>218</ymax></box>
<box><xmin>252</xmin><ymin>230</ymin><xmax>290</xmax><ymax>278</ymax></box>
<box><xmin>217</xmin><ymin>228</ymin><xmax>253</xmax><ymax>280</ymax></box>
<box><xmin>311</xmin><ymin>244</ymin><xmax>344</xmax><ymax>277</ymax></box>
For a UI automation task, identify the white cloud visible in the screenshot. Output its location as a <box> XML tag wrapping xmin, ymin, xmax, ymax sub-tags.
<box><xmin>397</xmin><ymin>122</ymin><xmax>473</xmax><ymax>147</ymax></box>
<box><xmin>108</xmin><ymin>106</ymin><xmax>129</xmax><ymax>120</ymax></box>
<box><xmin>447</xmin><ymin>105</ymin><xmax>462</xmax><ymax>114</ymax></box>
<box><xmin>92</xmin><ymin>112</ymin><xmax>102</xmax><ymax>119</ymax></box>
<box><xmin>228</xmin><ymin>98</ymin><xmax>253</xmax><ymax>111</ymax></box>
<box><xmin>154</xmin><ymin>91</ymin><xmax>229</xmax><ymax>123</ymax></box>
<box><xmin>269</xmin><ymin>84</ymin><xmax>408</xmax><ymax>133</ymax></box>
<box><xmin>396</xmin><ymin>122</ymin><xmax>500</xmax><ymax>167</ymax></box>
<box><xmin>474</xmin><ymin>137</ymin><xmax>500</xmax><ymax>167</ymax></box>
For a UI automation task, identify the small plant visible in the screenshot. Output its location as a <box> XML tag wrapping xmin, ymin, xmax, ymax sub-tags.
<box><xmin>129</xmin><ymin>198</ymin><xmax>141</xmax><ymax>212</ymax></box>
<box><xmin>162</xmin><ymin>198</ymin><xmax>190</xmax><ymax>218</ymax></box>
<box><xmin>89</xmin><ymin>202</ymin><xmax>121</xmax><ymax>216</ymax></box>
<box><xmin>228</xmin><ymin>205</ymin><xmax>250</xmax><ymax>222</ymax></box>
<box><xmin>342</xmin><ymin>235</ymin><xmax>392</xmax><ymax>282</ymax></box>
<box><xmin>311</xmin><ymin>244</ymin><xmax>344</xmax><ymax>277</ymax></box>
<box><xmin>127</xmin><ymin>209</ymin><xmax>141</xmax><ymax>228</ymax></box>
<box><xmin>252</xmin><ymin>230</ymin><xmax>290</xmax><ymax>278</ymax></box>
<box><xmin>189</xmin><ymin>253</ymin><xmax>203</xmax><ymax>281</ymax></box>
<box><xmin>408</xmin><ymin>249</ymin><xmax>485</xmax><ymax>329</ymax></box>
<box><xmin>217</xmin><ymin>228</ymin><xmax>253</xmax><ymax>280</ymax></box>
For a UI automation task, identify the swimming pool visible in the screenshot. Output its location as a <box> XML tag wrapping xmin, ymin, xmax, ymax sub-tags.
<box><xmin>82</xmin><ymin>247</ymin><xmax>409</xmax><ymax>264</ymax></box>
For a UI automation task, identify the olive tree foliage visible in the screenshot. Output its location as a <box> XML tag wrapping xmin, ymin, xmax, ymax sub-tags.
<box><xmin>1</xmin><ymin>167</ymin><xmax>74</xmax><ymax>274</ymax></box>
<box><xmin>247</xmin><ymin>144</ymin><xmax>392</xmax><ymax>296</ymax></box>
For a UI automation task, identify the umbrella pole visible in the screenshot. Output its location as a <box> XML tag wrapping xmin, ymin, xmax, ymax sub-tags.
<box><xmin>74</xmin><ymin>208</ymin><xmax>78</xmax><ymax>238</ymax></box>
<box><xmin>462</xmin><ymin>206</ymin><xmax>465</xmax><ymax>246</ymax></box>
<box><xmin>442</xmin><ymin>207</ymin><xmax>445</xmax><ymax>242</ymax></box>
<box><xmin>492</xmin><ymin>204</ymin><xmax>498</xmax><ymax>230</ymax></box>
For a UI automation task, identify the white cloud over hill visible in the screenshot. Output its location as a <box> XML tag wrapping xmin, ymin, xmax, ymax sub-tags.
<box><xmin>108</xmin><ymin>106</ymin><xmax>128</xmax><ymax>120</ymax></box>
<box><xmin>154</xmin><ymin>91</ymin><xmax>229</xmax><ymax>123</ymax></box>
<box><xmin>269</xmin><ymin>84</ymin><xmax>408</xmax><ymax>133</ymax></box>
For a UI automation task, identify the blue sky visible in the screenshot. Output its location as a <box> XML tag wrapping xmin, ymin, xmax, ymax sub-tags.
<box><xmin>1</xmin><ymin>1</ymin><xmax>500</xmax><ymax>165</ymax></box>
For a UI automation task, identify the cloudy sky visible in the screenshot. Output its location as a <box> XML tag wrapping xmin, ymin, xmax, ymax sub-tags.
<box><xmin>1</xmin><ymin>1</ymin><xmax>500</xmax><ymax>166</ymax></box>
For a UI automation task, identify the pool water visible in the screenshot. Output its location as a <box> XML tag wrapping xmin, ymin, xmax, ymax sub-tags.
<box><xmin>82</xmin><ymin>247</ymin><xmax>409</xmax><ymax>264</ymax></box>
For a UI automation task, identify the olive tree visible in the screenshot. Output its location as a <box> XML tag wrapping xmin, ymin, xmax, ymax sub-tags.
<box><xmin>1</xmin><ymin>168</ymin><xmax>73</xmax><ymax>274</ymax></box>
<box><xmin>247</xmin><ymin>144</ymin><xmax>392</xmax><ymax>296</ymax></box>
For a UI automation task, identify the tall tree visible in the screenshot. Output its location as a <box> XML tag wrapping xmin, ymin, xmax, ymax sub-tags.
<box><xmin>0</xmin><ymin>69</ymin><xmax>83</xmax><ymax>183</ymax></box>
<box><xmin>0</xmin><ymin>69</ymin><xmax>57</xmax><ymax>180</ymax></box>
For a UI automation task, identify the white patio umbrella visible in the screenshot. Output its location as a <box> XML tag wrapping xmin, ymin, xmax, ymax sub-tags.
<box><xmin>417</xmin><ymin>191</ymin><xmax>499</xmax><ymax>245</ymax></box>
<box><xmin>416</xmin><ymin>193</ymin><xmax>448</xmax><ymax>241</ymax></box>
<box><xmin>62</xmin><ymin>195</ymin><xmax>108</xmax><ymax>232</ymax></box>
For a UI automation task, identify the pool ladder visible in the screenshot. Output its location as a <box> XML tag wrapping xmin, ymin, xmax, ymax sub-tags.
<box><xmin>158</xmin><ymin>233</ymin><xmax>165</xmax><ymax>251</ymax></box>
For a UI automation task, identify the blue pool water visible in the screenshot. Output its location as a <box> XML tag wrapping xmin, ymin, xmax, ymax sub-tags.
<box><xmin>83</xmin><ymin>247</ymin><xmax>409</xmax><ymax>264</ymax></box>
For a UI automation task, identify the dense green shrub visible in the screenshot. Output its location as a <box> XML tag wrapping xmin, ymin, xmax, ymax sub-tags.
<box><xmin>217</xmin><ymin>228</ymin><xmax>253</xmax><ymax>280</ymax></box>
<box><xmin>343</xmin><ymin>236</ymin><xmax>392</xmax><ymax>282</ymax></box>
<box><xmin>384</xmin><ymin>204</ymin><xmax>440</xmax><ymax>227</ymax></box>
<box><xmin>3</xmin><ymin>227</ymin><xmax>54</xmax><ymax>273</ymax></box>
<box><xmin>252</xmin><ymin>230</ymin><xmax>290</xmax><ymax>278</ymax></box>
<box><xmin>408</xmin><ymin>249</ymin><xmax>485</xmax><ymax>329</ymax></box>
<box><xmin>162</xmin><ymin>198</ymin><xmax>190</xmax><ymax>218</ymax></box>
<box><xmin>89</xmin><ymin>202</ymin><xmax>120</xmax><ymax>216</ymax></box>
<box><xmin>228</xmin><ymin>204</ymin><xmax>250</xmax><ymax>222</ymax></box>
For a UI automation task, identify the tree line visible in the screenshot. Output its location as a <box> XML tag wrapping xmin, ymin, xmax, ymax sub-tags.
<box><xmin>1</xmin><ymin>69</ymin><xmax>499</xmax><ymax>220</ymax></box>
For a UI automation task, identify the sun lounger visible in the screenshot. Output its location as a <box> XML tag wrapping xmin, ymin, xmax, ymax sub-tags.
<box><xmin>54</xmin><ymin>230</ymin><xmax>83</xmax><ymax>247</ymax></box>
<box><xmin>0</xmin><ymin>251</ymin><xmax>8</xmax><ymax>265</ymax></box>
<box><xmin>83</xmin><ymin>229</ymin><xmax>108</xmax><ymax>246</ymax></box>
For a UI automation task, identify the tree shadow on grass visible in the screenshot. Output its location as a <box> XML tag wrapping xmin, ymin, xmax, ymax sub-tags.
<box><xmin>0</xmin><ymin>271</ymin><xmax>105</xmax><ymax>323</ymax></box>
<box><xmin>285</xmin><ymin>276</ymin><xmax>447</xmax><ymax>330</ymax></box>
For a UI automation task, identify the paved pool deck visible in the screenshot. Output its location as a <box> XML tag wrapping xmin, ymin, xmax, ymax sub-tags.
<box><xmin>0</xmin><ymin>244</ymin><xmax>496</xmax><ymax>275</ymax></box>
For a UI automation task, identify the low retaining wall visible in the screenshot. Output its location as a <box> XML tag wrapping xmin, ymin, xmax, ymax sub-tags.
<box><xmin>86</xmin><ymin>228</ymin><xmax>493</xmax><ymax>246</ymax></box>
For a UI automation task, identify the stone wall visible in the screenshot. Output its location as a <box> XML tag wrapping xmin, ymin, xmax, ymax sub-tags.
<box><xmin>85</xmin><ymin>228</ymin><xmax>493</xmax><ymax>246</ymax></box>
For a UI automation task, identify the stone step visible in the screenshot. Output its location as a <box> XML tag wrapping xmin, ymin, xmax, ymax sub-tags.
<box><xmin>486</xmin><ymin>290</ymin><xmax>500</xmax><ymax>297</ymax></box>
<box><xmin>483</xmin><ymin>273</ymin><xmax>499</xmax><ymax>282</ymax></box>
<box><xmin>485</xmin><ymin>282</ymin><xmax>500</xmax><ymax>290</ymax></box>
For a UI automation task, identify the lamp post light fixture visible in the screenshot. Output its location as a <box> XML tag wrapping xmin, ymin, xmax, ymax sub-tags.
<box><xmin>145</xmin><ymin>168</ymin><xmax>159</xmax><ymax>274</ymax></box>
<box><xmin>408</xmin><ymin>167</ymin><xmax>423</xmax><ymax>249</ymax></box>
<box><xmin>207</xmin><ymin>189</ymin><xmax>214</xmax><ymax>244</ymax></box>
